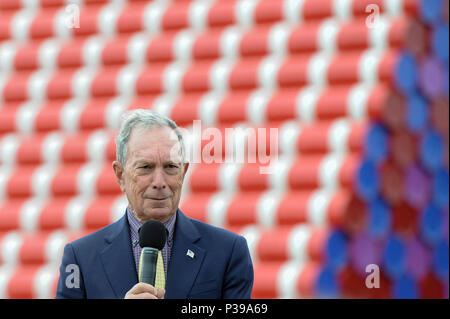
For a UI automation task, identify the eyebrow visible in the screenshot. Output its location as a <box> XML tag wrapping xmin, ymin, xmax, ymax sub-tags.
<box><xmin>133</xmin><ymin>160</ymin><xmax>182</xmax><ymax>167</ymax></box>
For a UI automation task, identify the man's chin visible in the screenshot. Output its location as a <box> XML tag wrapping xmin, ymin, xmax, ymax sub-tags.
<box><xmin>140</xmin><ymin>207</ymin><xmax>174</xmax><ymax>223</ymax></box>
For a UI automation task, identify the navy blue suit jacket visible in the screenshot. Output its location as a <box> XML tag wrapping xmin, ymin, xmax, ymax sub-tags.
<box><xmin>55</xmin><ymin>209</ymin><xmax>254</xmax><ymax>299</ymax></box>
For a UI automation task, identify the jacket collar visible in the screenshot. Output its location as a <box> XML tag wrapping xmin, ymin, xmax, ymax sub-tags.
<box><xmin>100</xmin><ymin>214</ymin><xmax>138</xmax><ymax>298</ymax></box>
<box><xmin>165</xmin><ymin>209</ymin><xmax>206</xmax><ymax>298</ymax></box>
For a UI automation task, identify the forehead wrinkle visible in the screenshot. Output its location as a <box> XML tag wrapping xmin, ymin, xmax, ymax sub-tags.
<box><xmin>126</xmin><ymin>126</ymin><xmax>182</xmax><ymax>165</ymax></box>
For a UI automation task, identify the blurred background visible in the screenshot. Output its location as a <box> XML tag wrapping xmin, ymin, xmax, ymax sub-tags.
<box><xmin>0</xmin><ymin>0</ymin><xmax>448</xmax><ymax>299</ymax></box>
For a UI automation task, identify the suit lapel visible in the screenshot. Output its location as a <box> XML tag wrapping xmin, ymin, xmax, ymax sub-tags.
<box><xmin>165</xmin><ymin>209</ymin><xmax>205</xmax><ymax>299</ymax></box>
<box><xmin>100</xmin><ymin>214</ymin><xmax>138</xmax><ymax>298</ymax></box>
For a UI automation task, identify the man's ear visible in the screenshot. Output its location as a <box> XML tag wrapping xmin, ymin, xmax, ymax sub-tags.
<box><xmin>112</xmin><ymin>161</ymin><xmax>126</xmax><ymax>192</ymax></box>
<box><xmin>182</xmin><ymin>162</ymin><xmax>189</xmax><ymax>178</ymax></box>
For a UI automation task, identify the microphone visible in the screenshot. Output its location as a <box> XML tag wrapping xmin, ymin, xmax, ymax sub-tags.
<box><xmin>138</xmin><ymin>220</ymin><xmax>167</xmax><ymax>286</ymax></box>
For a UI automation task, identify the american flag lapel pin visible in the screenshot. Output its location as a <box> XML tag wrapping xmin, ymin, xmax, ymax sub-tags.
<box><xmin>186</xmin><ymin>249</ymin><xmax>195</xmax><ymax>259</ymax></box>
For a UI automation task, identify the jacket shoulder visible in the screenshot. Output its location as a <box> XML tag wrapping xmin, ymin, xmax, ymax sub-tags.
<box><xmin>69</xmin><ymin>215</ymin><xmax>127</xmax><ymax>251</ymax></box>
<box><xmin>188</xmin><ymin>217</ymin><xmax>244</xmax><ymax>244</ymax></box>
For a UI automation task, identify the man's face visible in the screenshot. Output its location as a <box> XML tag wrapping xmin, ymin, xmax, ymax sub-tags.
<box><xmin>113</xmin><ymin>126</ymin><xmax>189</xmax><ymax>223</ymax></box>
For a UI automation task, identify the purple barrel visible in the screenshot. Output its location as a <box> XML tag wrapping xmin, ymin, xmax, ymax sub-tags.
<box><xmin>405</xmin><ymin>237</ymin><xmax>431</xmax><ymax>281</ymax></box>
<box><xmin>349</xmin><ymin>233</ymin><xmax>383</xmax><ymax>277</ymax></box>
<box><xmin>403</xmin><ymin>164</ymin><xmax>431</xmax><ymax>210</ymax></box>
<box><xmin>418</xmin><ymin>56</ymin><xmax>446</xmax><ymax>99</ymax></box>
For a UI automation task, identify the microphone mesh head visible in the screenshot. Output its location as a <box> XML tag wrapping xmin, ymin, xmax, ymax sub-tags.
<box><xmin>138</xmin><ymin>220</ymin><xmax>167</xmax><ymax>250</ymax></box>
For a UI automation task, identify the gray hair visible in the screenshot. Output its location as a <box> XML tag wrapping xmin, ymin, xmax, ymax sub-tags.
<box><xmin>115</xmin><ymin>109</ymin><xmax>185</xmax><ymax>166</ymax></box>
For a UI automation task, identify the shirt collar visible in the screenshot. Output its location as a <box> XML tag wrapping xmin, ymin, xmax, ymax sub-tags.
<box><xmin>126</xmin><ymin>207</ymin><xmax>176</xmax><ymax>247</ymax></box>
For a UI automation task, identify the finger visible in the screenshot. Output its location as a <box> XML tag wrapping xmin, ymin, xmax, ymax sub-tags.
<box><xmin>156</xmin><ymin>288</ymin><xmax>165</xmax><ymax>299</ymax></box>
<box><xmin>130</xmin><ymin>283</ymin><xmax>156</xmax><ymax>295</ymax></box>
<box><xmin>126</xmin><ymin>292</ymin><xmax>158</xmax><ymax>299</ymax></box>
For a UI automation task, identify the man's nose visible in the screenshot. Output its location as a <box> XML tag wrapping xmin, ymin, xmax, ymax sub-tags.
<box><xmin>152</xmin><ymin>169</ymin><xmax>167</xmax><ymax>189</ymax></box>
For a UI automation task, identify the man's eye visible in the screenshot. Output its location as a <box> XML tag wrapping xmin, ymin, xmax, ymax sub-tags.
<box><xmin>166</xmin><ymin>164</ymin><xmax>181</xmax><ymax>171</ymax></box>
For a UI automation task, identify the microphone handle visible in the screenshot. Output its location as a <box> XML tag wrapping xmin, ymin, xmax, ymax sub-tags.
<box><xmin>138</xmin><ymin>247</ymin><xmax>158</xmax><ymax>286</ymax></box>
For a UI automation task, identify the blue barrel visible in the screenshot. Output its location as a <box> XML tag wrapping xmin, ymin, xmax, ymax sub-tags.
<box><xmin>316</xmin><ymin>266</ymin><xmax>339</xmax><ymax>298</ymax></box>
<box><xmin>433</xmin><ymin>240</ymin><xmax>449</xmax><ymax>281</ymax></box>
<box><xmin>443</xmin><ymin>207</ymin><xmax>449</xmax><ymax>242</ymax></box>
<box><xmin>392</xmin><ymin>274</ymin><xmax>418</xmax><ymax>299</ymax></box>
<box><xmin>406</xmin><ymin>93</ymin><xmax>428</xmax><ymax>133</ymax></box>
<box><xmin>432</xmin><ymin>25</ymin><xmax>449</xmax><ymax>64</ymax></box>
<box><xmin>384</xmin><ymin>235</ymin><xmax>406</xmax><ymax>279</ymax></box>
<box><xmin>356</xmin><ymin>160</ymin><xmax>379</xmax><ymax>202</ymax></box>
<box><xmin>420</xmin><ymin>203</ymin><xmax>443</xmax><ymax>246</ymax></box>
<box><xmin>325</xmin><ymin>230</ymin><xmax>348</xmax><ymax>270</ymax></box>
<box><xmin>365</xmin><ymin>123</ymin><xmax>389</xmax><ymax>164</ymax></box>
<box><xmin>419</xmin><ymin>130</ymin><xmax>443</xmax><ymax>173</ymax></box>
<box><xmin>433</xmin><ymin>168</ymin><xmax>449</xmax><ymax>209</ymax></box>
<box><xmin>367</xmin><ymin>198</ymin><xmax>391</xmax><ymax>239</ymax></box>
<box><xmin>420</xmin><ymin>0</ymin><xmax>443</xmax><ymax>25</ymax></box>
<box><xmin>395</xmin><ymin>52</ymin><xmax>417</xmax><ymax>94</ymax></box>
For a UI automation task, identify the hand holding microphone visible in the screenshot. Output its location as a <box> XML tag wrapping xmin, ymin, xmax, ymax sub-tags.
<box><xmin>125</xmin><ymin>282</ymin><xmax>165</xmax><ymax>299</ymax></box>
<box><xmin>125</xmin><ymin>220</ymin><xmax>167</xmax><ymax>299</ymax></box>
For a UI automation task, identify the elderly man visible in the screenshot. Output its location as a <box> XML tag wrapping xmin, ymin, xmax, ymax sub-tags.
<box><xmin>55</xmin><ymin>109</ymin><xmax>254</xmax><ymax>299</ymax></box>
